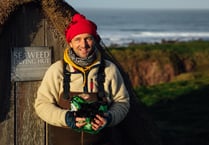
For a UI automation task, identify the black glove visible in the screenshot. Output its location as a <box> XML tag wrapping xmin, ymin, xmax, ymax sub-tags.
<box><xmin>105</xmin><ymin>112</ymin><xmax>112</xmax><ymax>126</ymax></box>
<box><xmin>102</xmin><ymin>112</ymin><xmax>112</xmax><ymax>128</ymax></box>
<box><xmin>65</xmin><ymin>111</ymin><xmax>76</xmax><ymax>129</ymax></box>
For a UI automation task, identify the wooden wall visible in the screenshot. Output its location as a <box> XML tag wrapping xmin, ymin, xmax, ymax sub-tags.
<box><xmin>0</xmin><ymin>3</ymin><xmax>66</xmax><ymax>145</ymax></box>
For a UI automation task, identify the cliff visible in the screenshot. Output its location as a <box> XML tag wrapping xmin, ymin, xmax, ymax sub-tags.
<box><xmin>110</xmin><ymin>41</ymin><xmax>209</xmax><ymax>87</ymax></box>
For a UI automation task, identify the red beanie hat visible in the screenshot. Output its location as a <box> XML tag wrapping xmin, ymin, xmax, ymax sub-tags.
<box><xmin>65</xmin><ymin>14</ymin><xmax>99</xmax><ymax>42</ymax></box>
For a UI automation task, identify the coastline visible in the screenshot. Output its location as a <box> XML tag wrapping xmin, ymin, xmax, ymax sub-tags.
<box><xmin>81</xmin><ymin>9</ymin><xmax>209</xmax><ymax>48</ymax></box>
<box><xmin>104</xmin><ymin>39</ymin><xmax>209</xmax><ymax>48</ymax></box>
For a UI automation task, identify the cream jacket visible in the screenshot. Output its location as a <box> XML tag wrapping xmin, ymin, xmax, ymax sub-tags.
<box><xmin>34</xmin><ymin>59</ymin><xmax>130</xmax><ymax>127</ymax></box>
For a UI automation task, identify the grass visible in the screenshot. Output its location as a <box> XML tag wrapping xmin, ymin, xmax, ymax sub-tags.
<box><xmin>133</xmin><ymin>69</ymin><xmax>209</xmax><ymax>145</ymax></box>
<box><xmin>110</xmin><ymin>40</ymin><xmax>209</xmax><ymax>53</ymax></box>
<box><xmin>110</xmin><ymin>40</ymin><xmax>209</xmax><ymax>55</ymax></box>
<box><xmin>134</xmin><ymin>74</ymin><xmax>209</xmax><ymax>145</ymax></box>
<box><xmin>134</xmin><ymin>72</ymin><xmax>209</xmax><ymax>106</ymax></box>
<box><xmin>112</xmin><ymin>40</ymin><xmax>209</xmax><ymax>145</ymax></box>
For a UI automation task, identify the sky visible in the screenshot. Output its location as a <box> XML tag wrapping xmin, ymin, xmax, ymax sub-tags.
<box><xmin>66</xmin><ymin>0</ymin><xmax>209</xmax><ymax>10</ymax></box>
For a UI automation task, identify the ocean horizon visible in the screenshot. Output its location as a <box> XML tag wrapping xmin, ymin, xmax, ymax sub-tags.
<box><xmin>77</xmin><ymin>8</ymin><xmax>209</xmax><ymax>46</ymax></box>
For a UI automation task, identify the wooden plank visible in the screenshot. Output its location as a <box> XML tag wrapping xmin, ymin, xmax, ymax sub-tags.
<box><xmin>4</xmin><ymin>4</ymin><xmax>48</xmax><ymax>145</ymax></box>
<box><xmin>0</xmin><ymin>11</ymin><xmax>15</xmax><ymax>144</ymax></box>
<box><xmin>13</xmin><ymin>5</ymin><xmax>47</xmax><ymax>145</ymax></box>
<box><xmin>0</xmin><ymin>82</ymin><xmax>15</xmax><ymax>145</ymax></box>
<box><xmin>16</xmin><ymin>82</ymin><xmax>45</xmax><ymax>145</ymax></box>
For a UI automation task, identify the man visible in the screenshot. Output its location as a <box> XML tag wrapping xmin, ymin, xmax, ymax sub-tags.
<box><xmin>34</xmin><ymin>13</ymin><xmax>130</xmax><ymax>145</ymax></box>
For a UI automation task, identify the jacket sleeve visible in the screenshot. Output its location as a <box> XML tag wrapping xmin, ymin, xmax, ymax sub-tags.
<box><xmin>34</xmin><ymin>61</ymin><xmax>68</xmax><ymax>127</ymax></box>
<box><xmin>105</xmin><ymin>61</ymin><xmax>130</xmax><ymax>126</ymax></box>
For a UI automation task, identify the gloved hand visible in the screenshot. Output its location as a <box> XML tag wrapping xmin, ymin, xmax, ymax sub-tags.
<box><xmin>65</xmin><ymin>111</ymin><xmax>76</xmax><ymax>129</ymax></box>
<box><xmin>103</xmin><ymin>112</ymin><xmax>112</xmax><ymax>127</ymax></box>
<box><xmin>91</xmin><ymin>112</ymin><xmax>112</xmax><ymax>132</ymax></box>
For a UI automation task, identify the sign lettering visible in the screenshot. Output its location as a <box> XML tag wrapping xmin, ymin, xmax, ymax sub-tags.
<box><xmin>11</xmin><ymin>47</ymin><xmax>52</xmax><ymax>81</ymax></box>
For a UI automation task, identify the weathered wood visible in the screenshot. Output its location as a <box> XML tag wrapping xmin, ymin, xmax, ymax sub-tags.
<box><xmin>0</xmin><ymin>3</ymin><xmax>49</xmax><ymax>145</ymax></box>
<box><xmin>0</xmin><ymin>82</ymin><xmax>15</xmax><ymax>145</ymax></box>
<box><xmin>16</xmin><ymin>82</ymin><xmax>45</xmax><ymax>145</ymax></box>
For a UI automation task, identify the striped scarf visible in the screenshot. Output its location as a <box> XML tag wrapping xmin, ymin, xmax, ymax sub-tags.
<box><xmin>68</xmin><ymin>48</ymin><xmax>97</xmax><ymax>67</ymax></box>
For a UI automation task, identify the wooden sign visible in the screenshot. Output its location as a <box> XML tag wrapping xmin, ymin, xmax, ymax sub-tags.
<box><xmin>11</xmin><ymin>47</ymin><xmax>52</xmax><ymax>81</ymax></box>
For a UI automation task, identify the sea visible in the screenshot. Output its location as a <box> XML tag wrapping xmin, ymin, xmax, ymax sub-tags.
<box><xmin>77</xmin><ymin>8</ymin><xmax>209</xmax><ymax>46</ymax></box>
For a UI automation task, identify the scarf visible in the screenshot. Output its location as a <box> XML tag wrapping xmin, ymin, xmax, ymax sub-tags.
<box><xmin>64</xmin><ymin>47</ymin><xmax>101</xmax><ymax>86</ymax></box>
<box><xmin>69</xmin><ymin>48</ymin><xmax>97</xmax><ymax>67</ymax></box>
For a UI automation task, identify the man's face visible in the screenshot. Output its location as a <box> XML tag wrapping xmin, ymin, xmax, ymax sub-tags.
<box><xmin>69</xmin><ymin>33</ymin><xmax>95</xmax><ymax>58</ymax></box>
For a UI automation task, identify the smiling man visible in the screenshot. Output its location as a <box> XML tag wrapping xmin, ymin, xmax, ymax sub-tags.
<box><xmin>34</xmin><ymin>13</ymin><xmax>130</xmax><ymax>145</ymax></box>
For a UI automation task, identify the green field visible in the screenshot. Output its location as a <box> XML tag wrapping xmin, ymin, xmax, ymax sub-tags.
<box><xmin>110</xmin><ymin>40</ymin><xmax>209</xmax><ymax>145</ymax></box>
